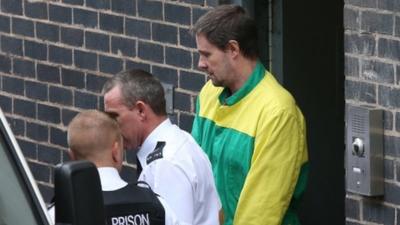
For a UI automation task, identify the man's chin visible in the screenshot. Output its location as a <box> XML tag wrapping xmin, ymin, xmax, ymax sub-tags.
<box><xmin>211</xmin><ymin>79</ymin><xmax>223</xmax><ymax>87</ymax></box>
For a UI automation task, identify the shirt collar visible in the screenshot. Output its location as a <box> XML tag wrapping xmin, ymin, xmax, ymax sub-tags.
<box><xmin>137</xmin><ymin>118</ymin><xmax>171</xmax><ymax>167</ymax></box>
<box><xmin>97</xmin><ymin>167</ymin><xmax>127</xmax><ymax>191</ymax></box>
<box><xmin>219</xmin><ymin>61</ymin><xmax>266</xmax><ymax>106</ymax></box>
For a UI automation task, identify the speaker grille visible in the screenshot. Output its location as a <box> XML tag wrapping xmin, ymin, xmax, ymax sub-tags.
<box><xmin>352</xmin><ymin>113</ymin><xmax>366</xmax><ymax>134</ymax></box>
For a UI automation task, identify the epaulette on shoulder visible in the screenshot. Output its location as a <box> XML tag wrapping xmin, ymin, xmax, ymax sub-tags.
<box><xmin>146</xmin><ymin>141</ymin><xmax>166</xmax><ymax>164</ymax></box>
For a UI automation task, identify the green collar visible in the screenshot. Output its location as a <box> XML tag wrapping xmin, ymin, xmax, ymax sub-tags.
<box><xmin>219</xmin><ymin>61</ymin><xmax>266</xmax><ymax>106</ymax></box>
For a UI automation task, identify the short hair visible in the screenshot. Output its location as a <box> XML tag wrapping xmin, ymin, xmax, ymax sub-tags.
<box><xmin>191</xmin><ymin>4</ymin><xmax>258</xmax><ymax>59</ymax></box>
<box><xmin>102</xmin><ymin>69</ymin><xmax>167</xmax><ymax>116</ymax></box>
<box><xmin>68</xmin><ymin>110</ymin><xmax>122</xmax><ymax>160</ymax></box>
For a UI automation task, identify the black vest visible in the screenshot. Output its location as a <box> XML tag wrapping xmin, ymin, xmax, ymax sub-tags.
<box><xmin>102</xmin><ymin>183</ymin><xmax>165</xmax><ymax>225</ymax></box>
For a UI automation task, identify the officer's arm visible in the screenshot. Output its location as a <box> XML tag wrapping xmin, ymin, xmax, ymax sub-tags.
<box><xmin>233</xmin><ymin>110</ymin><xmax>307</xmax><ymax>225</ymax></box>
<box><xmin>152</xmin><ymin>160</ymin><xmax>194</xmax><ymax>224</ymax></box>
<box><xmin>157</xmin><ymin>196</ymin><xmax>186</xmax><ymax>225</ymax></box>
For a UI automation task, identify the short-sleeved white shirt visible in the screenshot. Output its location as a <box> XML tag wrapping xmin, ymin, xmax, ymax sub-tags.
<box><xmin>49</xmin><ymin>167</ymin><xmax>180</xmax><ymax>225</ymax></box>
<box><xmin>137</xmin><ymin>119</ymin><xmax>221</xmax><ymax>225</ymax></box>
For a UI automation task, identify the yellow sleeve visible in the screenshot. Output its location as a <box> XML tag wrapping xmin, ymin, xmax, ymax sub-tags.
<box><xmin>233</xmin><ymin>109</ymin><xmax>307</xmax><ymax>225</ymax></box>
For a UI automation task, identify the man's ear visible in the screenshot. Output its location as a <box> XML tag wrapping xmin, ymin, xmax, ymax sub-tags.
<box><xmin>68</xmin><ymin>149</ymin><xmax>76</xmax><ymax>161</ymax></box>
<box><xmin>226</xmin><ymin>40</ymin><xmax>240</xmax><ymax>59</ymax></box>
<box><xmin>111</xmin><ymin>141</ymin><xmax>123</xmax><ymax>164</ymax></box>
<box><xmin>135</xmin><ymin>101</ymin><xmax>147</xmax><ymax>120</ymax></box>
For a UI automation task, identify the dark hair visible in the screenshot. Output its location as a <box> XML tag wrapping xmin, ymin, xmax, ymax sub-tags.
<box><xmin>102</xmin><ymin>69</ymin><xmax>167</xmax><ymax>116</ymax></box>
<box><xmin>191</xmin><ymin>4</ymin><xmax>258</xmax><ymax>59</ymax></box>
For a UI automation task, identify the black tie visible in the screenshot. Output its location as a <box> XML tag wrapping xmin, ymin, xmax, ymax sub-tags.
<box><xmin>136</xmin><ymin>156</ymin><xmax>142</xmax><ymax>179</ymax></box>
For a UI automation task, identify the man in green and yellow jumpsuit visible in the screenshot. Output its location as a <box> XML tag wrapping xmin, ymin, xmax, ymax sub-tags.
<box><xmin>191</xmin><ymin>4</ymin><xmax>309</xmax><ymax>225</ymax></box>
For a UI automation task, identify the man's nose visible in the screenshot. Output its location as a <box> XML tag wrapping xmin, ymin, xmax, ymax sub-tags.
<box><xmin>198</xmin><ymin>57</ymin><xmax>207</xmax><ymax>70</ymax></box>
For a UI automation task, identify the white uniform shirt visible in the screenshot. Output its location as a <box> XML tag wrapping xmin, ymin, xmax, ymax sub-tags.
<box><xmin>49</xmin><ymin>167</ymin><xmax>180</xmax><ymax>225</ymax></box>
<box><xmin>137</xmin><ymin>119</ymin><xmax>221</xmax><ymax>225</ymax></box>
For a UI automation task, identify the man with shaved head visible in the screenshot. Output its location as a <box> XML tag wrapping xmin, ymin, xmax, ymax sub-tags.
<box><xmin>50</xmin><ymin>110</ymin><xmax>180</xmax><ymax>225</ymax></box>
<box><xmin>67</xmin><ymin>110</ymin><xmax>124</xmax><ymax>172</ymax></box>
<box><xmin>67</xmin><ymin>110</ymin><xmax>124</xmax><ymax>171</ymax></box>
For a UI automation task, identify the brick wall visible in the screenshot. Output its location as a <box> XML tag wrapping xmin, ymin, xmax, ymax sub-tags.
<box><xmin>345</xmin><ymin>0</ymin><xmax>400</xmax><ymax>224</ymax></box>
<box><xmin>0</xmin><ymin>0</ymin><xmax>217</xmax><ymax>203</ymax></box>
